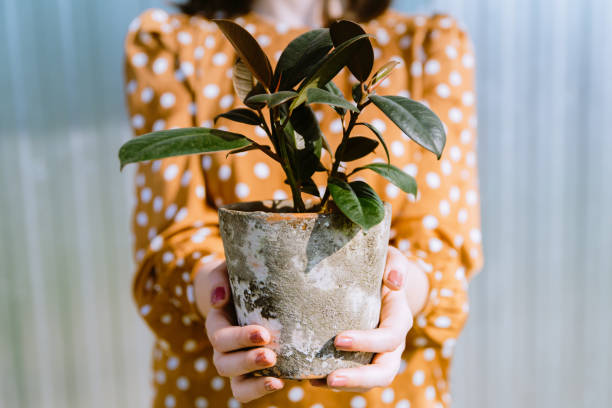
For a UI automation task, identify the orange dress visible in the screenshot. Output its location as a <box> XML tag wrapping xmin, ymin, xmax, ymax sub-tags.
<box><xmin>125</xmin><ymin>8</ymin><xmax>483</xmax><ymax>408</ymax></box>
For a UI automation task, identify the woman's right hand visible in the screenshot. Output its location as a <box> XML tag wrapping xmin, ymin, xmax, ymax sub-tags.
<box><xmin>194</xmin><ymin>260</ymin><xmax>285</xmax><ymax>403</ymax></box>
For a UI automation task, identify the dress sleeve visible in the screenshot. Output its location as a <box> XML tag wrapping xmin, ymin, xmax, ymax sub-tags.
<box><xmin>391</xmin><ymin>15</ymin><xmax>484</xmax><ymax>351</ymax></box>
<box><xmin>124</xmin><ymin>9</ymin><xmax>224</xmax><ymax>355</ymax></box>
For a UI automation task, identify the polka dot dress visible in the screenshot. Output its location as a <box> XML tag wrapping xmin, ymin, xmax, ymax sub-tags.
<box><xmin>125</xmin><ymin>8</ymin><xmax>483</xmax><ymax>408</ymax></box>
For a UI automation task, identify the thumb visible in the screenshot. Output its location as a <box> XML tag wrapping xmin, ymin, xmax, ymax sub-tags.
<box><xmin>194</xmin><ymin>259</ymin><xmax>230</xmax><ymax>317</ymax></box>
<box><xmin>383</xmin><ymin>246</ymin><xmax>406</xmax><ymax>291</ymax></box>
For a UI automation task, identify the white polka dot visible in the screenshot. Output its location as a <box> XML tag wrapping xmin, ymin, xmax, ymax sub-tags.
<box><xmin>194</xmin><ymin>357</ymin><xmax>208</xmax><ymax>372</ymax></box>
<box><xmin>153</xmin><ymin>196</ymin><xmax>163</xmax><ymax>212</ymax></box>
<box><xmin>376</xmin><ymin>27</ymin><xmax>390</xmax><ymax>45</ymax></box>
<box><xmin>449</xmin><ymin>71</ymin><xmax>462</xmax><ymax>86</ymax></box>
<box><xmin>160</xmin><ymin>92</ymin><xmax>176</xmax><ymax>108</ymax></box>
<box><xmin>426</xmin><ymin>172</ymin><xmax>441</xmax><ymax>188</ymax></box>
<box><xmin>440</xmin><ymin>160</ymin><xmax>452</xmax><ymax>175</ymax></box>
<box><xmin>219</xmin><ymin>94</ymin><xmax>234</xmax><ymax>109</ymax></box>
<box><xmin>445</xmin><ymin>45</ymin><xmax>458</xmax><ymax>59</ymax></box>
<box><xmin>424</xmin><ymin>347</ymin><xmax>436</xmax><ymax>361</ymax></box>
<box><xmin>162</xmin><ymin>251</ymin><xmax>174</xmax><ymax>264</ymax></box>
<box><xmin>195</xmin><ymin>397</ymin><xmax>208</xmax><ymax>408</ymax></box>
<box><xmin>126</xmin><ymin>79</ymin><xmax>137</xmax><ymax>94</ymax></box>
<box><xmin>150</xmin><ymin>235</ymin><xmax>163</xmax><ymax>251</ymax></box>
<box><xmin>403</xmin><ymin>164</ymin><xmax>417</xmax><ymax>177</ymax></box>
<box><xmin>386</xmin><ymin>183</ymin><xmax>400</xmax><ymax>198</ymax></box>
<box><xmin>166</xmin><ymin>356</ymin><xmax>179</xmax><ymax>370</ymax></box>
<box><xmin>423</xmin><ymin>215</ymin><xmax>439</xmax><ymax>229</ymax></box>
<box><xmin>330</xmin><ymin>118</ymin><xmax>343</xmax><ymax>133</ymax></box>
<box><xmin>191</xmin><ymin>228</ymin><xmax>211</xmax><ymax>243</ymax></box>
<box><xmin>194</xmin><ymin>46</ymin><xmax>205</xmax><ymax>59</ymax></box>
<box><xmin>436</xmin><ymin>83</ymin><xmax>450</xmax><ymax>98</ymax></box>
<box><xmin>227</xmin><ymin>398</ymin><xmax>241</xmax><ymax>408</ymax></box>
<box><xmin>425</xmin><ymin>386</ymin><xmax>436</xmax><ymax>400</ymax></box>
<box><xmin>381</xmin><ymin>388</ymin><xmax>395</xmax><ymax>403</ymax></box>
<box><xmin>398</xmin><ymin>239</ymin><xmax>410</xmax><ymax>251</ymax></box>
<box><xmin>449</xmin><ymin>186</ymin><xmax>460</xmax><ymax>202</ymax></box>
<box><xmin>235</xmin><ymin>183</ymin><xmax>250</xmax><ymax>198</ymax></box>
<box><xmin>152</xmin><ymin>119</ymin><xmax>166</xmax><ymax>131</ymax></box>
<box><xmin>155</xmin><ymin>369</ymin><xmax>166</xmax><ymax>383</ymax></box>
<box><xmin>153</xmin><ymin>58</ymin><xmax>168</xmax><ymax>75</ymax></box>
<box><xmin>466</xmin><ymin>151</ymin><xmax>476</xmax><ymax>167</ymax></box>
<box><xmin>399</xmin><ymin>35</ymin><xmax>412</xmax><ymax>49</ymax></box>
<box><xmin>210</xmin><ymin>376</ymin><xmax>224</xmax><ymax>390</ymax></box>
<box><xmin>288</xmin><ymin>386</ymin><xmax>304</xmax><ymax>402</ymax></box>
<box><xmin>470</xmin><ymin>228</ymin><xmax>482</xmax><ymax>244</ymax></box>
<box><xmin>164</xmin><ymin>395</ymin><xmax>176</xmax><ymax>408</ymax></box>
<box><xmin>462</xmin><ymin>53</ymin><xmax>475</xmax><ymax>68</ymax></box>
<box><xmin>256</xmin><ymin>34</ymin><xmax>271</xmax><ymax>47</ymax></box>
<box><xmin>151</xmin><ymin>9</ymin><xmax>168</xmax><ymax>22</ymax></box>
<box><xmin>466</xmin><ymin>190</ymin><xmax>478</xmax><ymax>206</ymax></box>
<box><xmin>195</xmin><ymin>185</ymin><xmax>205</xmax><ymax>199</ymax></box>
<box><xmin>180</xmin><ymin>61</ymin><xmax>194</xmax><ymax>76</ymax></box>
<box><xmin>412</xmin><ymin>370</ymin><xmax>425</xmax><ymax>386</ymax></box>
<box><xmin>254</xmin><ymin>162</ymin><xmax>270</xmax><ymax>179</ymax></box>
<box><xmin>218</xmin><ymin>164</ymin><xmax>231</xmax><ymax>181</ymax></box>
<box><xmin>164</xmin><ymin>164</ymin><xmax>179</xmax><ymax>181</ymax></box>
<box><xmin>462</xmin><ymin>91</ymin><xmax>475</xmax><ymax>106</ymax></box>
<box><xmin>460</xmin><ymin>129</ymin><xmax>472</xmax><ymax>144</ymax></box>
<box><xmin>177</xmin><ymin>376</ymin><xmax>190</xmax><ymax>390</ymax></box>
<box><xmin>391</xmin><ymin>140</ymin><xmax>405</xmax><ymax>157</ymax></box>
<box><xmin>136</xmin><ymin>211</ymin><xmax>148</xmax><ymax>226</ymax></box>
<box><xmin>429</xmin><ymin>237</ymin><xmax>443</xmax><ymax>252</ymax></box>
<box><xmin>410</xmin><ymin>61</ymin><xmax>422</xmax><ymax>76</ymax></box>
<box><xmin>449</xmin><ymin>146</ymin><xmax>462</xmax><ymax>162</ymax></box>
<box><xmin>434</xmin><ymin>316</ymin><xmax>451</xmax><ymax>328</ymax></box>
<box><xmin>141</xmin><ymin>87</ymin><xmax>154</xmax><ymax>103</ymax></box>
<box><xmin>438</xmin><ymin>200</ymin><xmax>450</xmax><ymax>216</ymax></box>
<box><xmin>204</xmin><ymin>84</ymin><xmax>220</xmax><ymax>99</ymax></box>
<box><xmin>177</xmin><ymin>31</ymin><xmax>192</xmax><ymax>44</ymax></box>
<box><xmin>458</xmin><ymin>209</ymin><xmax>468</xmax><ymax>223</ymax></box>
<box><xmin>202</xmin><ymin>155</ymin><xmax>212</xmax><ymax>170</ymax></box>
<box><xmin>396</xmin><ymin>400</ymin><xmax>411</xmax><ymax>408</ymax></box>
<box><xmin>161</xmin><ymin>314</ymin><xmax>172</xmax><ymax>324</ymax></box>
<box><xmin>350</xmin><ymin>396</ymin><xmax>367</xmax><ymax>408</ymax></box>
<box><xmin>131</xmin><ymin>52</ymin><xmax>148</xmax><ymax>67</ymax></box>
<box><xmin>372</xmin><ymin>118</ymin><xmax>387</xmax><ymax>133</ymax></box>
<box><xmin>425</xmin><ymin>59</ymin><xmax>440</xmax><ymax>75</ymax></box>
<box><xmin>131</xmin><ymin>114</ymin><xmax>145</xmax><ymax>129</ymax></box>
<box><xmin>140</xmin><ymin>304</ymin><xmax>151</xmax><ymax>316</ymax></box>
<box><xmin>212</xmin><ymin>52</ymin><xmax>228</xmax><ymax>66</ymax></box>
<box><xmin>449</xmin><ymin>108</ymin><xmax>463</xmax><ymax>123</ymax></box>
<box><xmin>273</xmin><ymin>190</ymin><xmax>288</xmax><ymax>200</ymax></box>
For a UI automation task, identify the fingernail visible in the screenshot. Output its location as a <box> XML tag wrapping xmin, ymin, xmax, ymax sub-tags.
<box><xmin>329</xmin><ymin>375</ymin><xmax>347</xmax><ymax>387</ymax></box>
<box><xmin>388</xmin><ymin>269</ymin><xmax>403</xmax><ymax>288</ymax></box>
<box><xmin>249</xmin><ymin>330</ymin><xmax>265</xmax><ymax>344</ymax></box>
<box><xmin>256</xmin><ymin>350</ymin><xmax>270</xmax><ymax>366</ymax></box>
<box><xmin>335</xmin><ymin>335</ymin><xmax>353</xmax><ymax>348</ymax></box>
<box><xmin>211</xmin><ymin>287</ymin><xmax>226</xmax><ymax>305</ymax></box>
<box><xmin>264</xmin><ymin>379</ymin><xmax>282</xmax><ymax>391</ymax></box>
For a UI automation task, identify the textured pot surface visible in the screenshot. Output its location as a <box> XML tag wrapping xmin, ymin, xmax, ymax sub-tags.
<box><xmin>218</xmin><ymin>200</ymin><xmax>391</xmax><ymax>379</ymax></box>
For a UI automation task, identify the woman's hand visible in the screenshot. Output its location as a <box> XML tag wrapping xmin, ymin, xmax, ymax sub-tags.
<box><xmin>310</xmin><ymin>246</ymin><xmax>427</xmax><ymax>391</ymax></box>
<box><xmin>194</xmin><ymin>261</ymin><xmax>285</xmax><ymax>403</ymax></box>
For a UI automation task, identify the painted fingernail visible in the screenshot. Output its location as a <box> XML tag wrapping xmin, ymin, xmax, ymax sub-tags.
<box><xmin>211</xmin><ymin>287</ymin><xmax>226</xmax><ymax>305</ymax></box>
<box><xmin>388</xmin><ymin>269</ymin><xmax>403</xmax><ymax>288</ymax></box>
<box><xmin>249</xmin><ymin>330</ymin><xmax>265</xmax><ymax>344</ymax></box>
<box><xmin>329</xmin><ymin>375</ymin><xmax>347</xmax><ymax>387</ymax></box>
<box><xmin>335</xmin><ymin>335</ymin><xmax>353</xmax><ymax>348</ymax></box>
<box><xmin>264</xmin><ymin>379</ymin><xmax>282</xmax><ymax>391</ymax></box>
<box><xmin>256</xmin><ymin>350</ymin><xmax>271</xmax><ymax>366</ymax></box>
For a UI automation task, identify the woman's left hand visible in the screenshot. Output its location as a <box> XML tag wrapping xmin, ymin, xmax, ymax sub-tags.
<box><xmin>310</xmin><ymin>246</ymin><xmax>417</xmax><ymax>392</ymax></box>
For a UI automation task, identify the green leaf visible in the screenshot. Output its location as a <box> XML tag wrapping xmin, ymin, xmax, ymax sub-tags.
<box><xmin>290</xmin><ymin>104</ymin><xmax>322</xmax><ymax>146</ymax></box>
<box><xmin>368</xmin><ymin>95</ymin><xmax>446</xmax><ymax>158</ymax></box>
<box><xmin>324</xmin><ymin>81</ymin><xmax>347</xmax><ymax>115</ymax></box>
<box><xmin>355</xmin><ymin>122</ymin><xmax>390</xmax><ymax>164</ymax></box>
<box><xmin>306</xmin><ymin>87</ymin><xmax>359</xmax><ymax>113</ymax></box>
<box><xmin>355</xmin><ymin>163</ymin><xmax>417</xmax><ymax>195</ymax></box>
<box><xmin>300</xmin><ymin>179</ymin><xmax>321</xmax><ymax>197</ymax></box>
<box><xmin>214</xmin><ymin>108</ymin><xmax>261</xmax><ymax>126</ymax></box>
<box><xmin>244</xmin><ymin>83</ymin><xmax>267</xmax><ymax>109</ymax></box>
<box><xmin>290</xmin><ymin>33</ymin><xmax>373</xmax><ymax>111</ymax></box>
<box><xmin>330</xmin><ymin>20</ymin><xmax>374</xmax><ymax>83</ymax></box>
<box><xmin>246</xmin><ymin>91</ymin><xmax>298</xmax><ymax>108</ymax></box>
<box><xmin>352</xmin><ymin>83</ymin><xmax>364</xmax><ymax>104</ymax></box>
<box><xmin>214</xmin><ymin>19</ymin><xmax>273</xmax><ymax>88</ymax></box>
<box><xmin>275</xmin><ymin>28</ymin><xmax>333</xmax><ymax>90</ymax></box>
<box><xmin>232</xmin><ymin>58</ymin><xmax>255</xmax><ymax>102</ymax></box>
<box><xmin>336</xmin><ymin>136</ymin><xmax>379</xmax><ymax>161</ymax></box>
<box><xmin>369</xmin><ymin>60</ymin><xmax>400</xmax><ymax>90</ymax></box>
<box><xmin>119</xmin><ymin>127</ymin><xmax>252</xmax><ymax>169</ymax></box>
<box><xmin>328</xmin><ymin>178</ymin><xmax>385</xmax><ymax>230</ymax></box>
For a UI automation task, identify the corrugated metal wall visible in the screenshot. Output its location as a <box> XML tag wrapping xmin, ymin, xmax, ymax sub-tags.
<box><xmin>1</xmin><ymin>0</ymin><xmax>611</xmax><ymax>407</ymax></box>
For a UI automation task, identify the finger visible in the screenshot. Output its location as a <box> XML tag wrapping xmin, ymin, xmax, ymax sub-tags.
<box><xmin>205</xmin><ymin>307</ymin><xmax>234</xmax><ymax>345</ymax></box>
<box><xmin>326</xmin><ymin>345</ymin><xmax>404</xmax><ymax>391</ymax></box>
<box><xmin>207</xmin><ymin>262</ymin><xmax>231</xmax><ymax>308</ymax></box>
<box><xmin>383</xmin><ymin>247</ymin><xmax>406</xmax><ymax>291</ymax></box>
<box><xmin>335</xmin><ymin>290</ymin><xmax>412</xmax><ymax>353</ymax></box>
<box><xmin>230</xmin><ymin>375</ymin><xmax>284</xmax><ymax>403</ymax></box>
<box><xmin>213</xmin><ymin>347</ymin><xmax>276</xmax><ymax>377</ymax></box>
<box><xmin>209</xmin><ymin>324</ymin><xmax>271</xmax><ymax>353</ymax></box>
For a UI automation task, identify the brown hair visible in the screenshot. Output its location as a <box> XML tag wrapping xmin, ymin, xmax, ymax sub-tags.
<box><xmin>177</xmin><ymin>0</ymin><xmax>392</xmax><ymax>24</ymax></box>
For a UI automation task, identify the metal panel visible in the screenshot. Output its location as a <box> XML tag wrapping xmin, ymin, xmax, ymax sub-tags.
<box><xmin>1</xmin><ymin>0</ymin><xmax>611</xmax><ymax>406</ymax></box>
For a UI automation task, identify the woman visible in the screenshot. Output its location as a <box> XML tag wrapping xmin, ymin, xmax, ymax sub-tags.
<box><xmin>124</xmin><ymin>0</ymin><xmax>483</xmax><ymax>406</ymax></box>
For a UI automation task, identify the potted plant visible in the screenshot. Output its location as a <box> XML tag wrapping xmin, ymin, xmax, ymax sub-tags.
<box><xmin>119</xmin><ymin>19</ymin><xmax>446</xmax><ymax>379</ymax></box>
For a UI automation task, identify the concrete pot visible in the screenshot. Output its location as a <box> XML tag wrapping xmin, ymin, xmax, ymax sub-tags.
<box><xmin>218</xmin><ymin>200</ymin><xmax>391</xmax><ymax>379</ymax></box>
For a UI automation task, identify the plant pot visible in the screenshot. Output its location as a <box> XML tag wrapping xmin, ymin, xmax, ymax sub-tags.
<box><xmin>218</xmin><ymin>200</ymin><xmax>391</xmax><ymax>379</ymax></box>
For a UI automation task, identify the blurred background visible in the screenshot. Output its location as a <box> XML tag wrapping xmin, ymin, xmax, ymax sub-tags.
<box><xmin>1</xmin><ymin>0</ymin><xmax>611</xmax><ymax>407</ymax></box>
